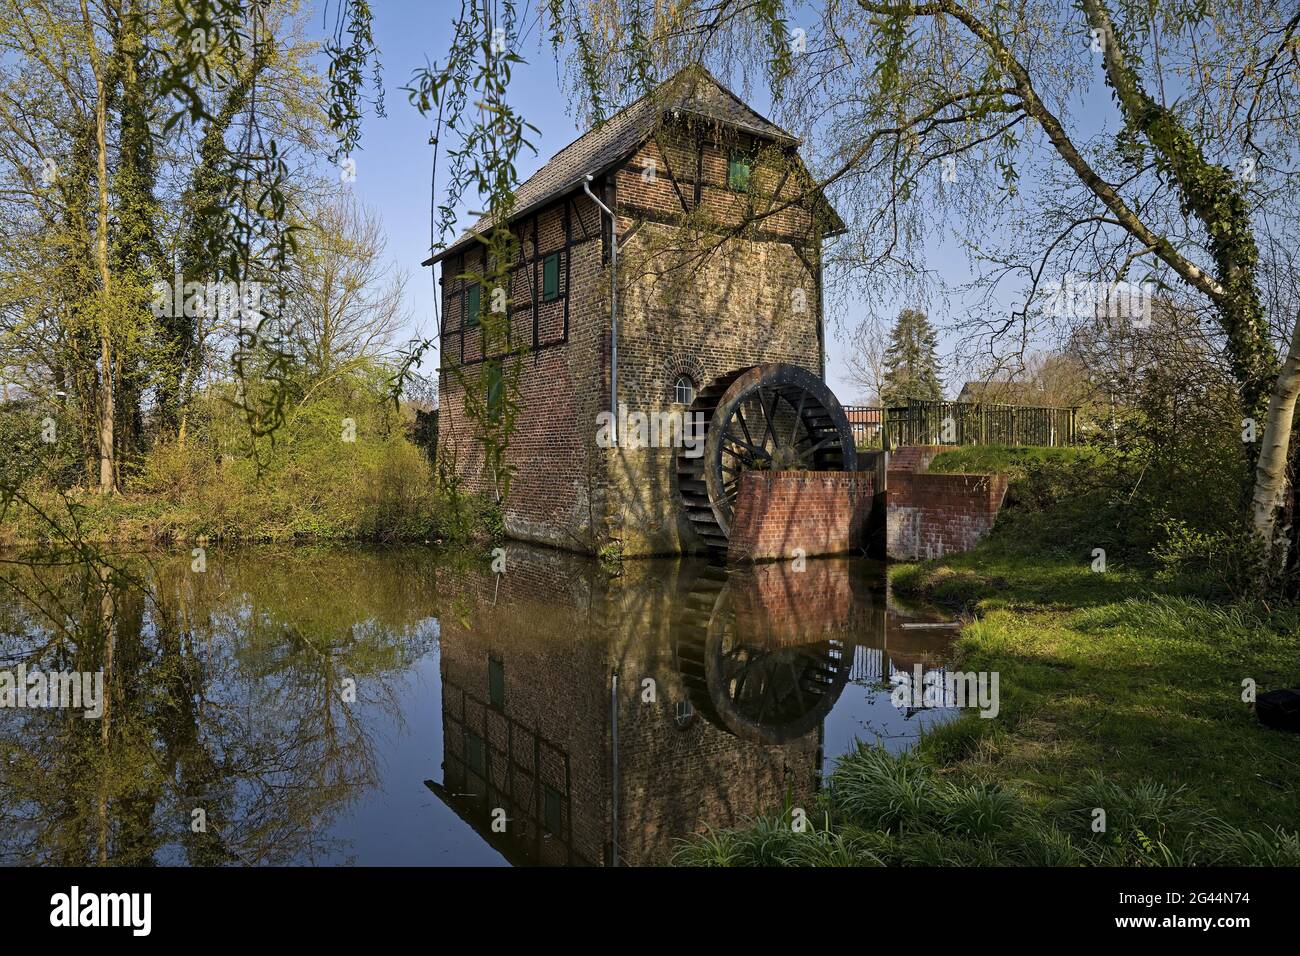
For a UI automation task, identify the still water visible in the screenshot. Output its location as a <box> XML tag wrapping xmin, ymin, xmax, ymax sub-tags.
<box><xmin>0</xmin><ymin>543</ymin><xmax>960</xmax><ymax>866</ymax></box>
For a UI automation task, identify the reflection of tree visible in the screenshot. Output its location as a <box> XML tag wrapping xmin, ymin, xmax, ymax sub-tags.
<box><xmin>0</xmin><ymin>545</ymin><xmax>439</xmax><ymax>865</ymax></box>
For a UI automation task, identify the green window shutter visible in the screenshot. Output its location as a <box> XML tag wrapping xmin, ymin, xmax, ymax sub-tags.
<box><xmin>466</xmin><ymin>283</ymin><xmax>480</xmax><ymax>327</ymax></box>
<box><xmin>467</xmin><ymin>731</ymin><xmax>485</xmax><ymax>776</ymax></box>
<box><xmin>728</xmin><ymin>151</ymin><xmax>752</xmax><ymax>191</ymax></box>
<box><xmin>543</xmin><ymin>785</ymin><xmax>563</xmax><ymax>835</ymax></box>
<box><xmin>542</xmin><ymin>253</ymin><xmax>560</xmax><ymax>301</ymax></box>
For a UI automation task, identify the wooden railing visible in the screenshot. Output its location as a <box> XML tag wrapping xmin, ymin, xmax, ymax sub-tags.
<box><xmin>843</xmin><ymin>400</ymin><xmax>1077</xmax><ymax>450</ymax></box>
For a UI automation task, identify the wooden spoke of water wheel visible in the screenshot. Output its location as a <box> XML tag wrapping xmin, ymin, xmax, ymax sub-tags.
<box><xmin>674</xmin><ymin>364</ymin><xmax>857</xmax><ymax>551</ymax></box>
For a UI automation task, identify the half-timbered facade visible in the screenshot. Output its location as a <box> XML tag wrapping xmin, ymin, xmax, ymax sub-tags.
<box><xmin>426</xmin><ymin>65</ymin><xmax>843</xmax><ymax>555</ymax></box>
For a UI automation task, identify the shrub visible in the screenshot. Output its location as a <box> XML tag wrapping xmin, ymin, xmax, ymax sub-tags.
<box><xmin>1152</xmin><ymin>519</ymin><xmax>1269</xmax><ymax>598</ymax></box>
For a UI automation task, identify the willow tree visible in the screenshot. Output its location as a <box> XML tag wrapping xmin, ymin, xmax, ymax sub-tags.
<box><xmin>537</xmin><ymin>0</ymin><xmax>1300</xmax><ymax>570</ymax></box>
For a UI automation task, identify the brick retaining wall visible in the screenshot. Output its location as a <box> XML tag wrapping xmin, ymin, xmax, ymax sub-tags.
<box><xmin>885</xmin><ymin>448</ymin><xmax>1009</xmax><ymax>560</ymax></box>
<box><xmin>726</xmin><ymin>446</ymin><xmax>1009</xmax><ymax>563</ymax></box>
<box><xmin>727</xmin><ymin>471</ymin><xmax>877</xmax><ymax>561</ymax></box>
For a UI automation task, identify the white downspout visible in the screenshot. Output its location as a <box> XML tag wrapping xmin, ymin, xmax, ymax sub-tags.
<box><xmin>583</xmin><ymin>173</ymin><xmax>618</xmax><ymax>448</ymax></box>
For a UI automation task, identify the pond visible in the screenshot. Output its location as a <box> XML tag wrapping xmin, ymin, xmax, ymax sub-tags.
<box><xmin>0</xmin><ymin>543</ymin><xmax>961</xmax><ymax>866</ymax></box>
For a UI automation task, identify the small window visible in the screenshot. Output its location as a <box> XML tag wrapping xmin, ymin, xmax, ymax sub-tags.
<box><xmin>543</xmin><ymin>785</ymin><xmax>563</xmax><ymax>835</ymax></box>
<box><xmin>542</xmin><ymin>253</ymin><xmax>560</xmax><ymax>301</ymax></box>
<box><xmin>673</xmin><ymin>375</ymin><xmax>696</xmax><ymax>406</ymax></box>
<box><xmin>488</xmin><ymin>656</ymin><xmax>505</xmax><ymax>709</ymax></box>
<box><xmin>727</xmin><ymin>151</ymin><xmax>752</xmax><ymax>192</ymax></box>
<box><xmin>466</xmin><ymin>283</ymin><xmax>481</xmax><ymax>328</ymax></box>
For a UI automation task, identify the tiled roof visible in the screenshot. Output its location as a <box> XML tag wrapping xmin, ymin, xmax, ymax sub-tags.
<box><xmin>423</xmin><ymin>65</ymin><xmax>801</xmax><ymax>265</ymax></box>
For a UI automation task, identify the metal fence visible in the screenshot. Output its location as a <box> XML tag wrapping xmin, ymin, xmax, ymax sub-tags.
<box><xmin>843</xmin><ymin>400</ymin><xmax>1077</xmax><ymax>450</ymax></box>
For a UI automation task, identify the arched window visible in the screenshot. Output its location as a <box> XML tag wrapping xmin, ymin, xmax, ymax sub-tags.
<box><xmin>673</xmin><ymin>374</ymin><xmax>696</xmax><ymax>406</ymax></box>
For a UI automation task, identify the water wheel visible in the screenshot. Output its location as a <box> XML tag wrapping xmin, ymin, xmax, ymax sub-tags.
<box><xmin>674</xmin><ymin>363</ymin><xmax>857</xmax><ymax>552</ymax></box>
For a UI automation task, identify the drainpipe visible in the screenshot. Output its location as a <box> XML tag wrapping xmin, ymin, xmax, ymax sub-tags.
<box><xmin>583</xmin><ymin>173</ymin><xmax>618</xmax><ymax>447</ymax></box>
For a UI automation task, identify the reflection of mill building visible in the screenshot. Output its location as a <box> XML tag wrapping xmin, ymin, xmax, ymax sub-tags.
<box><xmin>432</xmin><ymin>548</ymin><xmax>830</xmax><ymax>866</ymax></box>
<box><xmin>430</xmin><ymin>546</ymin><xmax>955</xmax><ymax>865</ymax></box>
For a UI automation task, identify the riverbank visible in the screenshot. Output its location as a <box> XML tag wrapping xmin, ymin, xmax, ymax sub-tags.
<box><xmin>672</xmin><ymin>539</ymin><xmax>1300</xmax><ymax>865</ymax></box>
<box><xmin>672</xmin><ymin>446</ymin><xmax>1300</xmax><ymax>866</ymax></box>
<box><xmin>0</xmin><ymin>475</ymin><xmax>503</xmax><ymax>546</ymax></box>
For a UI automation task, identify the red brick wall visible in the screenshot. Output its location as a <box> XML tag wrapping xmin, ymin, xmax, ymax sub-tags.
<box><xmin>727</xmin><ymin>471</ymin><xmax>876</xmax><ymax>562</ymax></box>
<box><xmin>437</xmin><ymin>195</ymin><xmax>609</xmax><ymax>550</ymax></box>
<box><xmin>886</xmin><ymin>470</ymin><xmax>1009</xmax><ymax>560</ymax></box>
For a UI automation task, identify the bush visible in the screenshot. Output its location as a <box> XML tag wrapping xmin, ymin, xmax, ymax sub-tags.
<box><xmin>1152</xmin><ymin>519</ymin><xmax>1267</xmax><ymax>598</ymax></box>
<box><xmin>1</xmin><ymin>366</ymin><xmax>470</xmax><ymax>545</ymax></box>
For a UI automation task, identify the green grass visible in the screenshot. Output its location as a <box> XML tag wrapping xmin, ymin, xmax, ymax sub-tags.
<box><xmin>927</xmin><ymin>443</ymin><xmax>1103</xmax><ymax>478</ymax></box>
<box><xmin>672</xmin><ymin>746</ymin><xmax>1300</xmax><ymax>866</ymax></box>
<box><xmin>896</xmin><ymin>554</ymin><xmax>1300</xmax><ymax>834</ymax></box>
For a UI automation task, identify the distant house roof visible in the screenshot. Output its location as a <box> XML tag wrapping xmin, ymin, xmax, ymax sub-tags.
<box><xmin>423</xmin><ymin>64</ymin><xmax>839</xmax><ymax>266</ymax></box>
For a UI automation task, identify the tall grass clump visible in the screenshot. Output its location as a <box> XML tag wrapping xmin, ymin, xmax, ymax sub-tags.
<box><xmin>672</xmin><ymin>746</ymin><xmax>1300</xmax><ymax>867</ymax></box>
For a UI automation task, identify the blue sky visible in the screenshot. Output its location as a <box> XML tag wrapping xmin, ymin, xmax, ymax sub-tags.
<box><xmin>335</xmin><ymin>1</ymin><xmax>1110</xmax><ymax>401</ymax></box>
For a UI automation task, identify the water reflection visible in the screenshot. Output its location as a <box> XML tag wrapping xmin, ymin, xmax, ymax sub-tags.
<box><xmin>0</xmin><ymin>543</ymin><xmax>959</xmax><ymax>866</ymax></box>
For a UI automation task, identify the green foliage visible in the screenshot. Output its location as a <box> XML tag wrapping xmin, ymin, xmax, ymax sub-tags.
<box><xmin>2</xmin><ymin>367</ymin><xmax>458</xmax><ymax>545</ymax></box>
<box><xmin>880</xmin><ymin>308</ymin><xmax>942</xmax><ymax>405</ymax></box>
<box><xmin>1152</xmin><ymin>519</ymin><xmax>1267</xmax><ymax>599</ymax></box>
<box><xmin>324</xmin><ymin>0</ymin><xmax>384</xmax><ymax>162</ymax></box>
<box><xmin>929</xmin><ymin>418</ymin><xmax>1261</xmax><ymax>595</ymax></box>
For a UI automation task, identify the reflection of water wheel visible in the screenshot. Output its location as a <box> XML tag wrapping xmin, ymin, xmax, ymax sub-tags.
<box><xmin>676</xmin><ymin>565</ymin><xmax>854</xmax><ymax>745</ymax></box>
<box><xmin>675</xmin><ymin>364</ymin><xmax>857</xmax><ymax>553</ymax></box>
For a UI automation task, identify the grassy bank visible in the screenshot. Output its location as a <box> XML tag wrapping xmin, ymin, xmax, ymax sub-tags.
<box><xmin>674</xmin><ymin>445</ymin><xmax>1300</xmax><ymax>866</ymax></box>
<box><xmin>1</xmin><ymin>372</ymin><xmax>499</xmax><ymax>546</ymax></box>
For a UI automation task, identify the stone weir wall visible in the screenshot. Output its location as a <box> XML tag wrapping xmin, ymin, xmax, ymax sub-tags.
<box><xmin>727</xmin><ymin>446</ymin><xmax>1009</xmax><ymax>562</ymax></box>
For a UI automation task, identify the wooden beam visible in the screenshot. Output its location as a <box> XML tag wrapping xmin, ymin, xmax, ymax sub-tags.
<box><xmin>652</xmin><ymin>132</ymin><xmax>692</xmax><ymax>215</ymax></box>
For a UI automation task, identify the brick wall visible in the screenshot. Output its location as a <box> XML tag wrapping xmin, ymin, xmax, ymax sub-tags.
<box><xmin>887</xmin><ymin>444</ymin><xmax>947</xmax><ymax>475</ymax></box>
<box><xmin>437</xmin><ymin>194</ymin><xmax>610</xmax><ymax>551</ymax></box>
<box><xmin>723</xmin><ymin>447</ymin><xmax>1009</xmax><ymax>564</ymax></box>
<box><xmin>727</xmin><ymin>471</ymin><xmax>877</xmax><ymax>562</ymax></box>
<box><xmin>886</xmin><ymin>465</ymin><xmax>1009</xmax><ymax>561</ymax></box>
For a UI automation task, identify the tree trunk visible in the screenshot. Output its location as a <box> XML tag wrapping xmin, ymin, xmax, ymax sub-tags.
<box><xmin>85</xmin><ymin>0</ymin><xmax>115</xmax><ymax>493</ymax></box>
<box><xmin>1251</xmin><ymin>309</ymin><xmax>1300</xmax><ymax>563</ymax></box>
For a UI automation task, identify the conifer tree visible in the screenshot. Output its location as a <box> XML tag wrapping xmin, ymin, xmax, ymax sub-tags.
<box><xmin>880</xmin><ymin>309</ymin><xmax>943</xmax><ymax>405</ymax></box>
